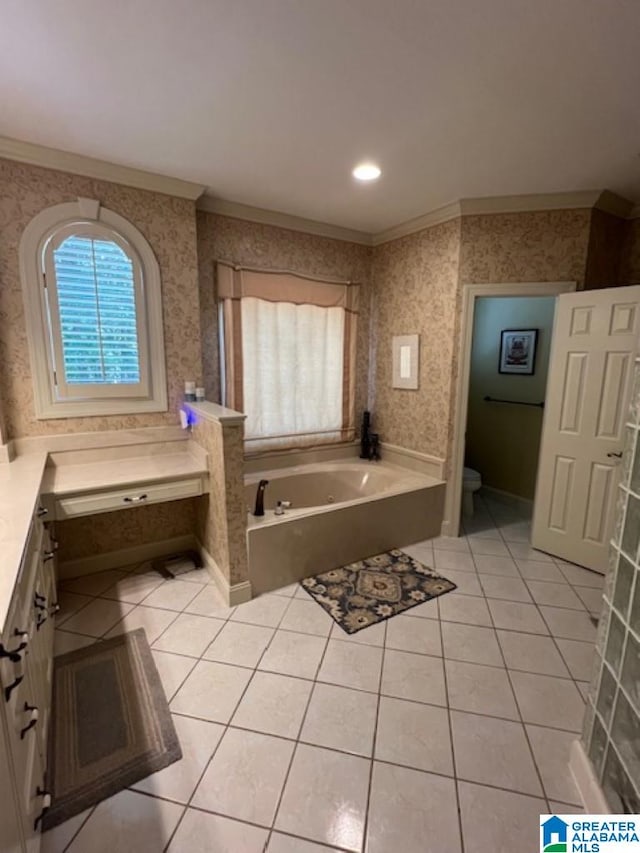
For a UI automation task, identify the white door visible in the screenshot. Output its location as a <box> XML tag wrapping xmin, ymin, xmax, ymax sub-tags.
<box><xmin>532</xmin><ymin>286</ymin><xmax>640</xmax><ymax>572</ymax></box>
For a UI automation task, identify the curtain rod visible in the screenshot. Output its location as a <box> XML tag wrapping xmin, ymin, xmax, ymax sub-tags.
<box><xmin>216</xmin><ymin>259</ymin><xmax>356</xmax><ymax>286</ymax></box>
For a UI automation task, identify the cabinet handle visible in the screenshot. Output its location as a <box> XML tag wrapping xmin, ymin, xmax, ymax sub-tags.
<box><xmin>36</xmin><ymin>612</ymin><xmax>48</xmax><ymax>631</ymax></box>
<box><xmin>34</xmin><ymin>592</ymin><xmax>46</xmax><ymax>609</ymax></box>
<box><xmin>49</xmin><ymin>602</ymin><xmax>61</xmax><ymax>616</ymax></box>
<box><xmin>34</xmin><ymin>788</ymin><xmax>51</xmax><ymax>831</ymax></box>
<box><xmin>0</xmin><ymin>632</ymin><xmax>29</xmax><ymax>662</ymax></box>
<box><xmin>5</xmin><ymin>674</ymin><xmax>24</xmax><ymax>702</ymax></box>
<box><xmin>36</xmin><ymin>506</ymin><xmax>48</xmax><ymax>518</ymax></box>
<box><xmin>20</xmin><ymin>703</ymin><xmax>39</xmax><ymax>739</ymax></box>
<box><xmin>607</xmin><ymin>451</ymin><xmax>623</xmax><ymax>459</ymax></box>
<box><xmin>43</xmin><ymin>551</ymin><xmax>56</xmax><ymax>562</ymax></box>
<box><xmin>123</xmin><ymin>493</ymin><xmax>148</xmax><ymax>504</ymax></box>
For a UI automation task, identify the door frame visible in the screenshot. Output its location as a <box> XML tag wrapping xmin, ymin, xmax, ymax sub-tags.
<box><xmin>443</xmin><ymin>281</ymin><xmax>577</xmax><ymax>537</ymax></box>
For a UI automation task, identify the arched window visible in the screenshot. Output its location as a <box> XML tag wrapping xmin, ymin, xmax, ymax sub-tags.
<box><xmin>20</xmin><ymin>198</ymin><xmax>167</xmax><ymax>418</ymax></box>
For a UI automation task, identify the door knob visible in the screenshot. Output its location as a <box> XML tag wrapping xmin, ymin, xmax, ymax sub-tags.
<box><xmin>607</xmin><ymin>451</ymin><xmax>623</xmax><ymax>459</ymax></box>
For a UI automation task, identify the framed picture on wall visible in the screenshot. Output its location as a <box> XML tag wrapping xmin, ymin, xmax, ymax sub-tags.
<box><xmin>498</xmin><ymin>328</ymin><xmax>538</xmax><ymax>375</ymax></box>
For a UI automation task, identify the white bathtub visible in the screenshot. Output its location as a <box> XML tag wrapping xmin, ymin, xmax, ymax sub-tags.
<box><xmin>245</xmin><ymin>460</ymin><xmax>445</xmax><ymax>594</ymax></box>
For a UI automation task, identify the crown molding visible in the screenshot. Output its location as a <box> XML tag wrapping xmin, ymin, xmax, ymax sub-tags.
<box><xmin>0</xmin><ymin>136</ymin><xmax>205</xmax><ymax>201</ymax></box>
<box><xmin>197</xmin><ymin>195</ymin><xmax>372</xmax><ymax>246</ymax></box>
<box><xmin>371</xmin><ymin>201</ymin><xmax>462</xmax><ymax>246</ymax></box>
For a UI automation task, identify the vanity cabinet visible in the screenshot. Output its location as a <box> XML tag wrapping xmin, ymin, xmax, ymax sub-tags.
<box><xmin>0</xmin><ymin>505</ymin><xmax>56</xmax><ymax>853</ymax></box>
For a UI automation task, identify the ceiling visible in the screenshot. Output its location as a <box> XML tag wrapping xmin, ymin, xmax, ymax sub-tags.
<box><xmin>1</xmin><ymin>0</ymin><xmax>639</xmax><ymax>233</ymax></box>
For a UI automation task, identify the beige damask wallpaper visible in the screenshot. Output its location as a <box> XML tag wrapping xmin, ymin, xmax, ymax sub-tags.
<box><xmin>0</xmin><ymin>158</ymin><xmax>202</xmax><ymax>439</ymax></box>
<box><xmin>196</xmin><ymin>210</ymin><xmax>373</xmax><ymax>419</ymax></box>
<box><xmin>56</xmin><ymin>498</ymin><xmax>198</xmax><ymax>562</ymax></box>
<box><xmin>370</xmin><ymin>208</ymin><xmax>596</xmax><ymax>468</ymax></box>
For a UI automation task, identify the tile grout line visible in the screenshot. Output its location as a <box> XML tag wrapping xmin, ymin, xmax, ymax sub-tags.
<box><xmin>360</xmin><ymin>618</ymin><xmax>387</xmax><ymax>853</ymax></box>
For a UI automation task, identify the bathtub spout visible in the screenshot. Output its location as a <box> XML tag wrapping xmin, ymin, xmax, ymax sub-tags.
<box><xmin>253</xmin><ymin>479</ymin><xmax>269</xmax><ymax>516</ymax></box>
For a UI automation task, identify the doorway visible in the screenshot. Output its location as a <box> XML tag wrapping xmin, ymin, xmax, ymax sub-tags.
<box><xmin>463</xmin><ymin>294</ymin><xmax>556</xmax><ymax>522</ymax></box>
<box><xmin>444</xmin><ymin>281</ymin><xmax>576</xmax><ymax>538</ymax></box>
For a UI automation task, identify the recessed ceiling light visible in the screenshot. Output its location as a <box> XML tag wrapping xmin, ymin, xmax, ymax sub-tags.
<box><xmin>352</xmin><ymin>162</ymin><xmax>381</xmax><ymax>182</ymax></box>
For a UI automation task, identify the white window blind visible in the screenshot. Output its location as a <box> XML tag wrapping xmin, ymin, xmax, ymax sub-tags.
<box><xmin>241</xmin><ymin>298</ymin><xmax>345</xmax><ymax>445</ymax></box>
<box><xmin>52</xmin><ymin>235</ymin><xmax>141</xmax><ymax>385</ymax></box>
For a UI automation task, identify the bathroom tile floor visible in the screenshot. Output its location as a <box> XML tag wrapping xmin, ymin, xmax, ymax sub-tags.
<box><xmin>44</xmin><ymin>493</ymin><xmax>602</xmax><ymax>853</ymax></box>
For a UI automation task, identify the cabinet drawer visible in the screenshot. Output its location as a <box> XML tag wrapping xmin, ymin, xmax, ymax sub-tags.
<box><xmin>54</xmin><ymin>476</ymin><xmax>204</xmax><ymax>519</ymax></box>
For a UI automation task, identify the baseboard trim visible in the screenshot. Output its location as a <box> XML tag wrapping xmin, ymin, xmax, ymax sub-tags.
<box><xmin>482</xmin><ymin>485</ymin><xmax>533</xmax><ymax>512</ymax></box>
<box><xmin>58</xmin><ymin>534</ymin><xmax>197</xmax><ymax>579</ymax></box>
<box><xmin>569</xmin><ymin>738</ymin><xmax>610</xmax><ymax>813</ymax></box>
<box><xmin>198</xmin><ymin>543</ymin><xmax>253</xmax><ymax>605</ymax></box>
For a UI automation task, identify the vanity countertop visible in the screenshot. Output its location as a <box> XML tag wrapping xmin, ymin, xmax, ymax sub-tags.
<box><xmin>41</xmin><ymin>450</ymin><xmax>208</xmax><ymax>496</ymax></box>
<box><xmin>0</xmin><ymin>452</ymin><xmax>48</xmax><ymax>635</ymax></box>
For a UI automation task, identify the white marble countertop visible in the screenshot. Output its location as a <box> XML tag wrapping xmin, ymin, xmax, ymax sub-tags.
<box><xmin>41</xmin><ymin>450</ymin><xmax>208</xmax><ymax>496</ymax></box>
<box><xmin>0</xmin><ymin>453</ymin><xmax>48</xmax><ymax>636</ymax></box>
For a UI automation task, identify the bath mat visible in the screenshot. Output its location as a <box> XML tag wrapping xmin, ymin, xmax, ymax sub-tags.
<box><xmin>300</xmin><ymin>549</ymin><xmax>457</xmax><ymax>634</ymax></box>
<box><xmin>43</xmin><ymin>628</ymin><xmax>181</xmax><ymax>831</ymax></box>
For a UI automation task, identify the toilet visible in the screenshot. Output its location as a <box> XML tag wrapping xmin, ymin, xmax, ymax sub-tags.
<box><xmin>462</xmin><ymin>467</ymin><xmax>482</xmax><ymax>516</ymax></box>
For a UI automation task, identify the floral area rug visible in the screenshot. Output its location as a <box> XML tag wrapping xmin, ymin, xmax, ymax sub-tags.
<box><xmin>299</xmin><ymin>549</ymin><xmax>457</xmax><ymax>634</ymax></box>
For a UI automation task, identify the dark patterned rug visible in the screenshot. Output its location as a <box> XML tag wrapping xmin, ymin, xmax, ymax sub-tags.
<box><xmin>300</xmin><ymin>549</ymin><xmax>457</xmax><ymax>634</ymax></box>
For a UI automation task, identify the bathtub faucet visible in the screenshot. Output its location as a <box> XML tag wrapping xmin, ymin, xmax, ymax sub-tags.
<box><xmin>253</xmin><ymin>479</ymin><xmax>269</xmax><ymax>516</ymax></box>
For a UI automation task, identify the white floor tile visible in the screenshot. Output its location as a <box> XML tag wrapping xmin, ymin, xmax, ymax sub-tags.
<box><xmin>279</xmin><ymin>598</ymin><xmax>335</xmax><ymax>636</ymax></box>
<box><xmin>526</xmin><ymin>580</ymin><xmax>585</xmax><ymax>610</ymax></box>
<box><xmin>133</xmin><ymin>714</ymin><xmax>224</xmax><ymax>803</ymax></box>
<box><xmin>399</xmin><ymin>540</ymin><xmax>434</xmax><ymax>565</ymax></box>
<box><xmin>41</xmin><ymin>809</ymin><xmax>92</xmax><ymax>853</ymax></box>
<box><xmin>435</xmin><ymin>569</ymin><xmax>483</xmax><ymax>597</ymax></box>
<box><xmin>375</xmin><ymin>696</ymin><xmax>453</xmax><ymax>775</ymax></box>
<box><xmin>381</xmin><ymin>649</ymin><xmax>446</xmax><ymax>706</ymax></box>
<box><xmin>451</xmin><ymin>711</ymin><xmax>542</xmax><ymax>795</ymax></box>
<box><xmin>259</xmin><ymin>630</ymin><xmax>326</xmax><ymax>679</ymax></box>
<box><xmin>509</xmin><ymin>671</ymin><xmax>585</xmax><ymax>731</ymax></box>
<box><xmin>203</xmin><ymin>620</ymin><xmax>275</xmax><ymax>668</ymax></box>
<box><xmin>526</xmin><ymin>724</ymin><xmax>582</xmax><ymax>805</ymax></box>
<box><xmin>468</xmin><ymin>537</ymin><xmax>511</xmax><ymax>557</ymax></box>
<box><xmin>433</xmin><ymin>549</ymin><xmax>476</xmax><ymax>573</ymax></box>
<box><xmin>275</xmin><ymin>744</ymin><xmax>370</xmax><ymax>851</ymax></box>
<box><xmin>183</xmin><ymin>584</ymin><xmax>236</xmax><ymax>619</ymax></box>
<box><xmin>152</xmin><ymin>612</ymin><xmax>225</xmax><ymax>657</ymax></box>
<box><xmin>60</xmin><ymin>569</ymin><xmax>128</xmax><ymax>597</ymax></box>
<box><xmin>507</xmin><ymin>543</ymin><xmax>554</xmax><ymax>563</ymax></box>
<box><xmin>458</xmin><ymin>781</ymin><xmax>546</xmax><ymax>853</ymax></box>
<box><xmin>385</xmin><ymin>614</ymin><xmax>442</xmax><ymax>656</ymax></box>
<box><xmin>62</xmin><ymin>598</ymin><xmax>134</xmax><ymax>637</ymax></box>
<box><xmin>270</xmin><ymin>583</ymin><xmax>299</xmax><ymax>598</ymax></box>
<box><xmin>441</xmin><ymin>622</ymin><xmax>503</xmax><ymax>667</ymax></box>
<box><xmin>170</xmin><ymin>660</ymin><xmax>252</xmax><ymax>723</ymax></box>
<box><xmin>516</xmin><ymin>560</ymin><xmax>567</xmax><ymax>583</ymax></box>
<box><xmin>318</xmin><ymin>639</ymin><xmax>383</xmax><ymax>692</ymax></box>
<box><xmin>53</xmin><ymin>630</ymin><xmax>95</xmax><ymax>657</ymax></box>
<box><xmin>473</xmin><ymin>554</ymin><xmax>520</xmax><ymax>577</ymax></box>
<box><xmin>539</xmin><ymin>606</ymin><xmax>597</xmax><ymax>642</ymax></box>
<box><xmin>66</xmin><ymin>790</ymin><xmax>183</xmax><ymax>853</ymax></box>
<box><xmin>150</xmin><ymin>650</ymin><xmax>197</xmax><ymax>701</ymax></box>
<box><xmin>487</xmin><ymin>599</ymin><xmax>549</xmax><ymax>634</ymax></box>
<box><xmin>104</xmin><ymin>604</ymin><xmax>177</xmax><ymax>645</ymax></box>
<box><xmin>192</xmin><ymin>728</ymin><xmax>294</xmax><ymax>825</ymax></box>
<box><xmin>496</xmin><ymin>631</ymin><xmax>570</xmax><ymax>677</ymax></box>
<box><xmin>168</xmin><ymin>810</ymin><xmax>268</xmax><ymax>853</ymax></box>
<box><xmin>431</xmin><ymin>536</ymin><xmax>470</xmax><ymax>553</ymax></box>
<box><xmin>366</xmin><ymin>762</ymin><xmax>461</xmax><ymax>853</ymax></box>
<box><xmin>100</xmin><ymin>571</ymin><xmax>164</xmax><ymax>604</ymax></box>
<box><xmin>479</xmin><ymin>574</ymin><xmax>532</xmax><ymax>603</ymax></box>
<box><xmin>232</xmin><ymin>671</ymin><xmax>313</xmax><ymax>738</ymax></box>
<box><xmin>55</xmin><ymin>591</ymin><xmax>93</xmax><ymax>626</ymax></box>
<box><xmin>439</xmin><ymin>594</ymin><xmax>492</xmax><ymax>627</ymax></box>
<box><xmin>555</xmin><ymin>638</ymin><xmax>597</xmax><ymax>681</ymax></box>
<box><xmin>401</xmin><ymin>597</ymin><xmax>439</xmax><ymax>620</ymax></box>
<box><xmin>499</xmin><ymin>521</ymin><xmax>531</xmax><ymax>543</ymax></box>
<box><xmin>140</xmin><ymin>580</ymin><xmax>201</xmax><ymax>612</ymax></box>
<box><xmin>267</xmin><ymin>833</ymin><xmax>336</xmax><ymax>852</ymax></box>
<box><xmin>446</xmin><ymin>659</ymin><xmax>519</xmax><ymax>720</ymax></box>
<box><xmin>556</xmin><ymin>562</ymin><xmax>605</xmax><ymax>588</ymax></box>
<box><xmin>230</xmin><ymin>593</ymin><xmax>290</xmax><ymax>627</ymax></box>
<box><xmin>574</xmin><ymin>585</ymin><xmax>604</xmax><ymax>614</ymax></box>
<box><xmin>301</xmin><ymin>682</ymin><xmax>378</xmax><ymax>757</ymax></box>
